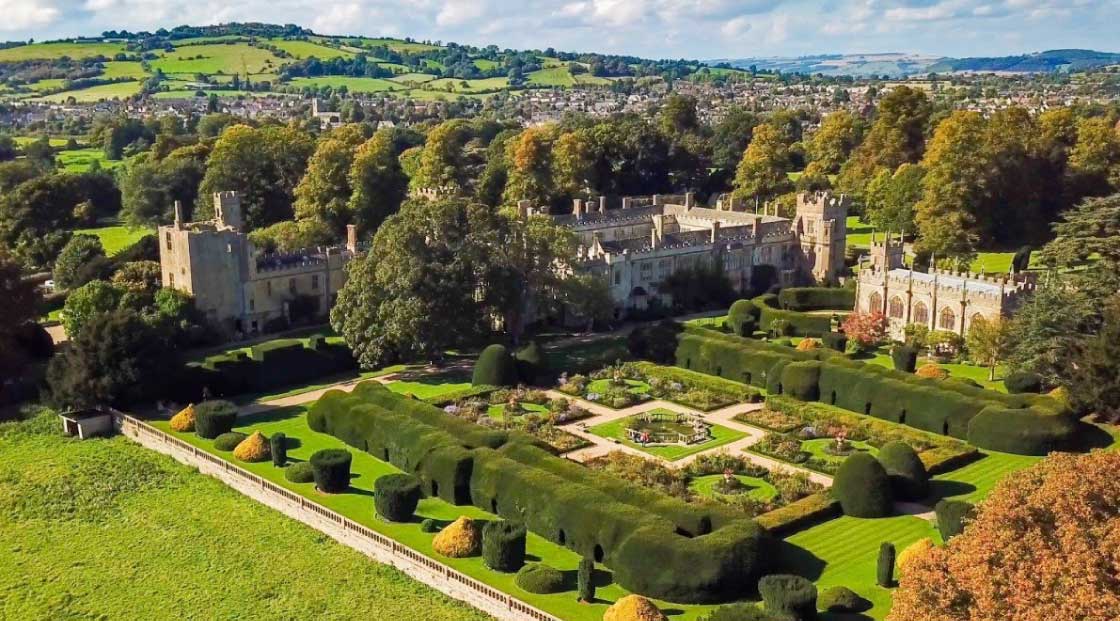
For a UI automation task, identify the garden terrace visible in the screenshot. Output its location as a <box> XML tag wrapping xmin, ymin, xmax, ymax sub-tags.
<box><xmin>308</xmin><ymin>381</ymin><xmax>771</xmax><ymax>603</ymax></box>
<box><xmin>588</xmin><ymin>410</ymin><xmax>748</xmax><ymax>461</ymax></box>
<box><xmin>674</xmin><ymin>325</ymin><xmax>1083</xmax><ymax>455</ymax></box>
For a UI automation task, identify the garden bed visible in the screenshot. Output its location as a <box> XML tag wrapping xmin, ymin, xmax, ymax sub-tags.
<box><xmin>588</xmin><ymin>411</ymin><xmax>747</xmax><ymax>461</ymax></box>
<box><xmin>442</xmin><ymin>387</ymin><xmax>593</xmax><ymax>453</ymax></box>
<box><xmin>750</xmin><ymin>432</ymin><xmax>878</xmax><ymax>475</ymax></box>
<box><xmin>559</xmin><ymin>361</ymin><xmax>761</xmax><ymax>411</ymax></box>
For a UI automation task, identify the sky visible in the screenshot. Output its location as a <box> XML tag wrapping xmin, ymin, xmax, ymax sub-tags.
<box><xmin>0</xmin><ymin>0</ymin><xmax>1114</xmax><ymax>60</ymax></box>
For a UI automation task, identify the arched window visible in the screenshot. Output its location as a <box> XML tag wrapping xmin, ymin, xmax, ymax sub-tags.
<box><xmin>868</xmin><ymin>292</ymin><xmax>882</xmax><ymax>313</ymax></box>
<box><xmin>970</xmin><ymin>313</ymin><xmax>985</xmax><ymax>331</ymax></box>
<box><xmin>913</xmin><ymin>302</ymin><xmax>929</xmax><ymax>325</ymax></box>
<box><xmin>939</xmin><ymin>307</ymin><xmax>956</xmax><ymax>331</ymax></box>
<box><xmin>888</xmin><ymin>296</ymin><xmax>904</xmax><ymax>319</ymax></box>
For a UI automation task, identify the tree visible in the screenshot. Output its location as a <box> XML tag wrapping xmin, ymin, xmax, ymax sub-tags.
<box><xmin>838</xmin><ymin>85</ymin><xmax>931</xmax><ymax>197</ymax></box>
<box><xmin>0</xmin><ymin>173</ymin><xmax>84</xmax><ymax>268</ymax></box>
<box><xmin>111</xmin><ymin>260</ymin><xmax>162</xmax><ymax>296</ymax></box>
<box><xmin>46</xmin><ymin>310</ymin><xmax>169</xmax><ymax>408</ymax></box>
<box><xmin>658</xmin><ymin>93</ymin><xmax>700</xmax><ymax>137</ymax></box>
<box><xmin>710</xmin><ymin>106</ymin><xmax>758</xmax><ymax>172</ymax></box>
<box><xmin>119</xmin><ymin>148</ymin><xmax>207</xmax><ymax>227</ymax></box>
<box><xmin>196</xmin><ymin>124</ymin><xmax>315</xmax><ymax>231</ymax></box>
<box><xmin>841</xmin><ymin>310</ymin><xmax>888</xmax><ymax>351</ymax></box>
<box><xmin>54</xmin><ymin>234</ymin><xmax>108</xmax><ymax>290</ymax></box>
<box><xmin>1007</xmin><ymin>274</ymin><xmax>1096</xmax><ymax>387</ymax></box>
<box><xmin>732</xmin><ymin>124</ymin><xmax>792</xmax><ymax>204</ymax></box>
<box><xmin>248</xmin><ymin>218</ymin><xmax>335</xmax><ymax>253</ymax></box>
<box><xmin>1067</xmin><ymin>116</ymin><xmax>1120</xmax><ymax>197</ymax></box>
<box><xmin>0</xmin><ymin>248</ymin><xmax>42</xmax><ymax>377</ymax></box>
<box><xmin>914</xmin><ymin>111</ymin><xmax>987</xmax><ymax>262</ymax></box>
<box><xmin>806</xmin><ymin>111</ymin><xmax>862</xmax><ymax>175</ymax></box>
<box><xmin>864</xmin><ymin>163</ymin><xmax>924</xmax><ymax>235</ymax></box>
<box><xmin>293</xmin><ymin>124</ymin><xmax>367</xmax><ymax>233</ymax></box>
<box><xmin>62</xmin><ymin>280</ymin><xmax>122</xmax><ymax>339</ymax></box>
<box><xmin>1063</xmin><ymin>295</ymin><xmax>1120</xmax><ymax>421</ymax></box>
<box><xmin>503</xmin><ymin>126</ymin><xmax>555</xmax><ymax>207</ymax></box>
<box><xmin>964</xmin><ymin>316</ymin><xmax>1012</xmax><ymax>381</ymax></box>
<box><xmin>551</xmin><ymin>130</ymin><xmax>595</xmax><ymax>197</ymax></box>
<box><xmin>348</xmin><ymin>128</ymin><xmax>408</xmax><ymax>235</ymax></box>
<box><xmin>888</xmin><ymin>451</ymin><xmax>1120</xmax><ymax>621</ymax></box>
<box><xmin>411</xmin><ymin>119</ymin><xmax>471</xmax><ymax>190</ymax></box>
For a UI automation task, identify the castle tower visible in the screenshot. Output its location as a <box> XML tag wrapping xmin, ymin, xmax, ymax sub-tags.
<box><xmin>214</xmin><ymin>191</ymin><xmax>243</xmax><ymax>232</ymax></box>
<box><xmin>794</xmin><ymin>191</ymin><xmax>849</xmax><ymax>283</ymax></box>
<box><xmin>868</xmin><ymin>231</ymin><xmax>905</xmax><ymax>271</ymax></box>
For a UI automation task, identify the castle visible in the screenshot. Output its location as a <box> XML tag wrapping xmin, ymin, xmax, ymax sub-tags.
<box><xmin>542</xmin><ymin>191</ymin><xmax>849</xmax><ymax>317</ymax></box>
<box><xmin>854</xmin><ymin>233</ymin><xmax>1035</xmax><ymax>339</ymax></box>
<box><xmin>158</xmin><ymin>192</ymin><xmax>359</xmax><ymax>338</ymax></box>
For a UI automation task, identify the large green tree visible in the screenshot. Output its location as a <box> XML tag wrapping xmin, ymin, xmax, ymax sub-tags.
<box><xmin>54</xmin><ymin>234</ymin><xmax>108</xmax><ymax>290</ymax></box>
<box><xmin>732</xmin><ymin>123</ymin><xmax>792</xmax><ymax>205</ymax></box>
<box><xmin>838</xmin><ymin>85</ymin><xmax>931</xmax><ymax>197</ymax></box>
<box><xmin>864</xmin><ymin>163</ymin><xmax>924</xmax><ymax>235</ymax></box>
<box><xmin>347</xmin><ymin>128</ymin><xmax>409</xmax><ymax>235</ymax></box>
<box><xmin>411</xmin><ymin>120</ymin><xmax>472</xmax><ymax>191</ymax></box>
<box><xmin>119</xmin><ymin>146</ymin><xmax>207</xmax><ymax>227</ymax></box>
<box><xmin>503</xmin><ymin>126</ymin><xmax>556</xmax><ymax>207</ymax></box>
<box><xmin>292</xmin><ymin>124</ymin><xmax>368</xmax><ymax>233</ymax></box>
<box><xmin>0</xmin><ymin>248</ymin><xmax>42</xmax><ymax>377</ymax></box>
<box><xmin>806</xmin><ymin>111</ymin><xmax>863</xmax><ymax>175</ymax></box>
<box><xmin>913</xmin><ymin>110</ymin><xmax>987</xmax><ymax>262</ymax></box>
<box><xmin>0</xmin><ymin>173</ymin><xmax>84</xmax><ymax>268</ymax></box>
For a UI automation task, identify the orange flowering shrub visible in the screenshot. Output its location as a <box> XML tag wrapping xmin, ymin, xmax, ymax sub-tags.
<box><xmin>888</xmin><ymin>451</ymin><xmax>1120</xmax><ymax>621</ymax></box>
<box><xmin>915</xmin><ymin>364</ymin><xmax>949</xmax><ymax>380</ymax></box>
<box><xmin>169</xmin><ymin>404</ymin><xmax>196</xmax><ymax>432</ymax></box>
<box><xmin>603</xmin><ymin>595</ymin><xmax>667</xmax><ymax>621</ymax></box>
<box><xmin>433</xmin><ymin>516</ymin><xmax>482</xmax><ymax>558</ymax></box>
<box><xmin>896</xmin><ymin>537</ymin><xmax>935</xmax><ymax>578</ymax></box>
<box><xmin>796</xmin><ymin>338</ymin><xmax>820</xmax><ymax>352</ymax></box>
<box><xmin>233</xmin><ymin>431</ymin><xmax>270</xmax><ymax>462</ymax></box>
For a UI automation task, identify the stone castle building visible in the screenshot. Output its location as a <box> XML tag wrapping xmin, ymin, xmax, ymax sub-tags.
<box><xmin>854</xmin><ymin>233</ymin><xmax>1035</xmax><ymax>339</ymax></box>
<box><xmin>158</xmin><ymin>192</ymin><xmax>359</xmax><ymax>338</ymax></box>
<box><xmin>541</xmin><ymin>191</ymin><xmax>849</xmax><ymax>316</ymax></box>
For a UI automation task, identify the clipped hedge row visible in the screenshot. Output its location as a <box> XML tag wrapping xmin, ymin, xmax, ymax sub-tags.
<box><xmin>754</xmin><ymin>294</ymin><xmax>835</xmax><ymax>337</ymax></box>
<box><xmin>777</xmin><ymin>287</ymin><xmax>855</xmax><ymax>312</ymax></box>
<box><xmin>307</xmin><ymin>381</ymin><xmax>772</xmax><ymax>603</ymax></box>
<box><xmin>675</xmin><ymin>326</ymin><xmax>1080</xmax><ymax>456</ymax></box>
<box><xmin>754</xmin><ymin>491</ymin><xmax>840</xmax><ymax>536</ymax></box>
<box><xmin>178</xmin><ymin>338</ymin><xmax>357</xmax><ymax>399</ymax></box>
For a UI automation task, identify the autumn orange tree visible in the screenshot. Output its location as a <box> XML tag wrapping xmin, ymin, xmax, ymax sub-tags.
<box><xmin>888</xmin><ymin>451</ymin><xmax>1120</xmax><ymax>621</ymax></box>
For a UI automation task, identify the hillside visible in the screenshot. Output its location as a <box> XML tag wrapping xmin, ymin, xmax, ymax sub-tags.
<box><xmin>0</xmin><ymin>23</ymin><xmax>749</xmax><ymax>104</ymax></box>
<box><xmin>928</xmin><ymin>49</ymin><xmax>1120</xmax><ymax>73</ymax></box>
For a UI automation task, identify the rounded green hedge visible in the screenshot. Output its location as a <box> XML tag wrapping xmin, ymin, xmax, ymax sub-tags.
<box><xmin>473</xmin><ymin>344</ymin><xmax>515</xmax><ymax>387</ymax></box>
<box><xmin>890</xmin><ymin>345</ymin><xmax>918</xmax><ymax>373</ymax></box>
<box><xmin>514</xmin><ymin>341</ymin><xmax>544</xmax><ymax>384</ymax></box>
<box><xmin>758</xmin><ymin>574</ymin><xmax>817</xmax><ymax>620</ymax></box>
<box><xmin>819</xmin><ymin>586</ymin><xmax>869</xmax><ymax>613</ymax></box>
<box><xmin>877</xmin><ymin>441</ymin><xmax>928</xmax><ymax>501</ymax></box>
<box><xmin>967</xmin><ymin>406</ymin><xmax>1082</xmax><ymax>455</ymax></box>
<box><xmin>701</xmin><ymin>604</ymin><xmax>786</xmax><ymax>620</ymax></box>
<box><xmin>420</xmin><ymin>518</ymin><xmax>442</xmax><ymax>533</ymax></box>
<box><xmin>833</xmin><ymin>453</ymin><xmax>893</xmax><ymax>518</ymax></box>
<box><xmin>1004</xmin><ymin>371</ymin><xmax>1043</xmax><ymax>394</ymax></box>
<box><xmin>780</xmin><ymin>361</ymin><xmax>821</xmax><ymax>402</ymax></box>
<box><xmin>270</xmin><ymin>432</ymin><xmax>288</xmax><ymax>467</ymax></box>
<box><xmin>194</xmin><ymin>400</ymin><xmax>238</xmax><ymax>439</ymax></box>
<box><xmin>515</xmin><ymin>563</ymin><xmax>565</xmax><ymax>594</ymax></box>
<box><xmin>284</xmin><ymin>462</ymin><xmax>315</xmax><ymax>483</ymax></box>
<box><xmin>934</xmin><ymin>499</ymin><xmax>974</xmax><ymax>540</ymax></box>
<box><xmin>482</xmin><ymin>520</ymin><xmax>527</xmax><ymax>572</ymax></box>
<box><xmin>310</xmin><ymin>448</ymin><xmax>352</xmax><ymax>493</ymax></box>
<box><xmin>374</xmin><ymin>473</ymin><xmax>422</xmax><ymax>522</ymax></box>
<box><xmin>213</xmin><ymin>431</ymin><xmax>247</xmax><ymax>451</ymax></box>
<box><xmin>727</xmin><ymin>300</ymin><xmax>759</xmax><ymax>336</ymax></box>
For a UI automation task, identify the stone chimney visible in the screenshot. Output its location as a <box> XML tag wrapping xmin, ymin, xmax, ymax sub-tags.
<box><xmin>346</xmin><ymin>224</ymin><xmax>358</xmax><ymax>253</ymax></box>
<box><xmin>173</xmin><ymin>200</ymin><xmax>184</xmax><ymax>227</ymax></box>
<box><xmin>651</xmin><ymin>214</ymin><xmax>664</xmax><ymax>249</ymax></box>
<box><xmin>710</xmin><ymin>220</ymin><xmax>720</xmax><ymax>244</ymax></box>
<box><xmin>573</xmin><ymin>199</ymin><xmax>584</xmax><ymax>219</ymax></box>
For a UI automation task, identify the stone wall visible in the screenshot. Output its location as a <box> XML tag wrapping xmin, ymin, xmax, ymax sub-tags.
<box><xmin>115</xmin><ymin>414</ymin><xmax>561</xmax><ymax>621</ymax></box>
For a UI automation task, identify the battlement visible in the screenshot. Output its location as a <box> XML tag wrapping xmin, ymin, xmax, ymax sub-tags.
<box><xmin>862</xmin><ymin>265</ymin><xmax>1037</xmax><ymax>301</ymax></box>
<box><xmin>411</xmin><ymin>186</ymin><xmax>458</xmax><ymax>201</ymax></box>
<box><xmin>796</xmin><ymin>191</ymin><xmax>850</xmax><ymax>217</ymax></box>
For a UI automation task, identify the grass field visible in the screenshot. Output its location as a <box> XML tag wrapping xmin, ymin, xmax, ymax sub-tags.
<box><xmin>863</xmin><ymin>349</ymin><xmax>1006</xmax><ymax>392</ymax></box>
<box><xmin>287</xmin><ymin>76</ymin><xmax>404</xmax><ymax>93</ymax></box>
<box><xmin>151</xmin><ymin>43</ymin><xmax>282</xmax><ymax>76</ymax></box>
<box><xmin>32</xmin><ymin>81</ymin><xmax>142</xmax><ymax>102</ymax></box>
<box><xmin>0</xmin><ymin>412</ymin><xmax>492</xmax><ymax>621</ymax></box>
<box><xmin>152</xmin><ymin>406</ymin><xmax>727</xmax><ymax>621</ymax></box>
<box><xmin>0</xmin><ymin>41</ymin><xmax>125</xmax><ymax>62</ymax></box>
<box><xmin>73</xmin><ymin>223</ymin><xmax>152</xmax><ymax>255</ymax></box>
<box><xmin>269</xmin><ymin>39</ymin><xmax>354</xmax><ymax>60</ymax></box>
<box><xmin>528</xmin><ymin>66</ymin><xmax>576</xmax><ymax>87</ymax></box>
<box><xmin>383</xmin><ymin>370</ymin><xmax>473</xmax><ymax>400</ymax></box>
<box><xmin>389</xmin><ymin>72</ymin><xmax>438</xmax><ymax>83</ymax></box>
<box><xmin>589</xmin><ymin>413</ymin><xmax>747</xmax><ymax>461</ymax></box>
<box><xmin>427</xmin><ymin>77</ymin><xmax>510</xmax><ymax>93</ymax></box>
<box><xmin>928</xmin><ymin>451</ymin><xmax>1041</xmax><ymax>504</ymax></box>
<box><xmin>784</xmin><ymin>515</ymin><xmax>938</xmax><ymax>619</ymax></box>
<box><xmin>690</xmin><ymin>474</ymin><xmax>777</xmax><ymax>501</ymax></box>
<box><xmin>473</xmin><ymin>58</ymin><xmax>499</xmax><ymax>70</ymax></box>
<box><xmin>847</xmin><ymin>216</ymin><xmax>874</xmax><ymax>248</ymax></box>
<box><xmin>346</xmin><ymin>37</ymin><xmax>442</xmax><ymax>53</ymax></box>
<box><xmin>100</xmin><ymin>60</ymin><xmax>148</xmax><ymax>79</ymax></box>
<box><xmin>13</xmin><ymin>136</ymin><xmax>72</xmax><ymax>147</ymax></box>
<box><xmin>26</xmin><ymin>78</ymin><xmax>65</xmax><ymax>92</ymax></box>
<box><xmin>57</xmin><ymin>147</ymin><xmax>123</xmax><ymax>172</ymax></box>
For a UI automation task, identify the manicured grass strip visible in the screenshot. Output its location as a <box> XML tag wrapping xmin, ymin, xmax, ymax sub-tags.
<box><xmin>928</xmin><ymin>451</ymin><xmax>1041</xmax><ymax>504</ymax></box>
<box><xmin>72</xmin><ymin>224</ymin><xmax>153</xmax><ymax>255</ymax></box>
<box><xmin>58</xmin><ymin>148</ymin><xmax>123</xmax><ymax>172</ymax></box>
<box><xmin>589</xmin><ymin>415</ymin><xmax>747</xmax><ymax>461</ymax></box>
<box><xmin>846</xmin><ymin>215</ymin><xmax>873</xmax><ymax>248</ymax></box>
<box><xmin>151</xmin><ymin>408</ymin><xmax>725</xmax><ymax>621</ymax></box>
<box><xmin>801</xmin><ymin>438</ymin><xmax>878</xmax><ymax>463</ymax></box>
<box><xmin>586</xmin><ymin>378</ymin><xmax>651</xmax><ymax>396</ymax></box>
<box><xmin>784</xmin><ymin>515</ymin><xmax>938</xmax><ymax>620</ymax></box>
<box><xmin>0</xmin><ymin>413</ymin><xmax>491</xmax><ymax>621</ymax></box>
<box><xmin>690</xmin><ymin>474</ymin><xmax>777</xmax><ymax>502</ymax></box>
<box><xmin>383</xmin><ymin>372</ymin><xmax>473</xmax><ymax>400</ymax></box>
<box><xmin>863</xmin><ymin>350</ymin><xmax>1007</xmax><ymax>393</ymax></box>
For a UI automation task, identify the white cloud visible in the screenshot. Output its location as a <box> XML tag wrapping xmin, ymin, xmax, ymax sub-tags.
<box><xmin>1</xmin><ymin>0</ymin><xmax>61</xmax><ymax>30</ymax></box>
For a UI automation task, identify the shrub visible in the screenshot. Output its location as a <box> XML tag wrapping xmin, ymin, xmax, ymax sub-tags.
<box><xmin>473</xmin><ymin>344</ymin><xmax>515</xmax><ymax>386</ymax></box>
<box><xmin>514</xmin><ymin>341</ymin><xmax>544</xmax><ymax>384</ymax></box>
<box><xmin>769</xmin><ymin>319</ymin><xmax>792</xmax><ymax>337</ymax></box>
<box><xmin>374</xmin><ymin>473</ymin><xmax>422</xmax><ymax>522</ymax></box>
<box><xmin>213</xmin><ymin>432</ymin><xmax>247</xmax><ymax>451</ymax></box>
<box><xmin>727</xmin><ymin>300</ymin><xmax>759</xmax><ymax>336</ymax></box>
<box><xmin>820</xmin><ymin>332</ymin><xmax>847</xmax><ymax>352</ymax></box>
<box><xmin>700</xmin><ymin>604</ymin><xmax>785</xmax><ymax>621</ymax></box>
<box><xmin>891</xmin><ymin>344</ymin><xmax>918</xmax><ymax>373</ymax></box>
<box><xmin>514</xmin><ymin>562</ymin><xmax>565</xmax><ymax>594</ymax></box>
<box><xmin>310</xmin><ymin>448</ymin><xmax>352</xmax><ymax>493</ymax></box>
<box><xmin>233</xmin><ymin>431</ymin><xmax>270</xmax><ymax>462</ymax></box>
<box><xmin>482</xmin><ymin>520</ymin><xmax>527</xmax><ymax>572</ymax></box>
<box><xmin>896</xmin><ymin>538</ymin><xmax>934</xmax><ymax>578</ymax></box>
<box><xmin>758</xmin><ymin>574</ymin><xmax>817</xmax><ymax>620</ymax></box>
<box><xmin>778</xmin><ymin>287</ymin><xmax>855</xmax><ymax>312</ymax></box>
<box><xmin>934</xmin><ymin>499</ymin><xmax>974</xmax><ymax>540</ymax></box>
<box><xmin>780</xmin><ymin>361</ymin><xmax>821</xmax><ymax>401</ymax></box>
<box><xmin>819</xmin><ymin>586</ymin><xmax>869</xmax><ymax>613</ymax></box>
<box><xmin>915</xmin><ymin>363</ymin><xmax>948</xmax><ymax>380</ymax></box>
<box><xmin>877</xmin><ymin>542</ymin><xmax>895</xmax><ymax>587</ymax></box>
<box><xmin>795</xmin><ymin>338</ymin><xmax>819</xmax><ymax>352</ymax></box>
<box><xmin>833</xmin><ymin>453</ymin><xmax>893</xmax><ymax>518</ymax></box>
<box><xmin>628</xmin><ymin>320</ymin><xmax>683</xmax><ymax>364</ymax></box>
<box><xmin>420</xmin><ymin>518</ymin><xmax>441</xmax><ymax>533</ymax></box>
<box><xmin>433</xmin><ymin>516</ymin><xmax>482</xmax><ymax>557</ymax></box>
<box><xmin>1004</xmin><ymin>371</ymin><xmax>1043</xmax><ymax>394</ymax></box>
<box><xmin>270</xmin><ymin>432</ymin><xmax>287</xmax><ymax>466</ymax></box>
<box><xmin>169</xmin><ymin>404</ymin><xmax>196</xmax><ymax>432</ymax></box>
<box><xmin>284</xmin><ymin>462</ymin><xmax>314</xmax><ymax>483</ymax></box>
<box><xmin>876</xmin><ymin>441</ymin><xmax>928</xmax><ymax>501</ymax></box>
<box><xmin>577</xmin><ymin>556</ymin><xmax>595</xmax><ymax>602</ymax></box>
<box><xmin>194</xmin><ymin>400</ymin><xmax>238</xmax><ymax>439</ymax></box>
<box><xmin>603</xmin><ymin>594</ymin><xmax>667</xmax><ymax>621</ymax></box>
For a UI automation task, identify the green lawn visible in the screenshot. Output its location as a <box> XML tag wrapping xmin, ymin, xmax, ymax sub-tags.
<box><xmin>32</xmin><ymin>81</ymin><xmax>142</xmax><ymax>102</ymax></box>
<box><xmin>0</xmin><ymin>412</ymin><xmax>491</xmax><ymax>621</ymax></box>
<box><xmin>100</xmin><ymin>61</ymin><xmax>148</xmax><ymax>79</ymax></box>
<box><xmin>388</xmin><ymin>72</ymin><xmax>438</xmax><ymax>83</ymax></box>
<box><xmin>427</xmin><ymin>77</ymin><xmax>510</xmax><ymax>93</ymax></box>
<box><xmin>486</xmin><ymin>402</ymin><xmax>550</xmax><ymax>422</ymax></box>
<box><xmin>152</xmin><ymin>407</ymin><xmax>725</xmax><ymax>621</ymax></box>
<box><xmin>0</xmin><ymin>41</ymin><xmax>125</xmax><ymax>61</ymax></box>
<box><xmin>57</xmin><ymin>147</ymin><xmax>123</xmax><ymax>172</ymax></box>
<box><xmin>864</xmin><ymin>350</ymin><xmax>1007</xmax><ymax>393</ymax></box>
<box><xmin>527</xmin><ymin>66</ymin><xmax>576</xmax><ymax>87</ymax></box>
<box><xmin>589</xmin><ymin>413</ymin><xmax>748</xmax><ymax>461</ymax></box>
<box><xmin>383</xmin><ymin>370</ymin><xmax>474</xmax><ymax>400</ymax></box>
<box><xmin>73</xmin><ymin>223</ymin><xmax>152</xmax><ymax>255</ymax></box>
<box><xmin>846</xmin><ymin>216</ymin><xmax>874</xmax><ymax>248</ymax></box>
<box><xmin>151</xmin><ymin>43</ymin><xmax>282</xmax><ymax>75</ymax></box>
<box><xmin>347</xmin><ymin>37</ymin><xmax>442</xmax><ymax>53</ymax></box>
<box><xmin>690</xmin><ymin>474</ymin><xmax>777</xmax><ymax>502</ymax></box>
<box><xmin>928</xmin><ymin>451</ymin><xmax>1041</xmax><ymax>504</ymax></box>
<box><xmin>587</xmin><ymin>377</ymin><xmax>651</xmax><ymax>396</ymax></box>
<box><xmin>801</xmin><ymin>438</ymin><xmax>878</xmax><ymax>464</ymax></box>
<box><xmin>288</xmin><ymin>76</ymin><xmax>404</xmax><ymax>93</ymax></box>
<box><xmin>269</xmin><ymin>39</ymin><xmax>354</xmax><ymax>60</ymax></box>
<box><xmin>784</xmin><ymin>515</ymin><xmax>938</xmax><ymax>620</ymax></box>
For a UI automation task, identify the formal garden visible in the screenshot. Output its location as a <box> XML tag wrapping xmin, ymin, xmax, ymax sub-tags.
<box><xmin>588</xmin><ymin>409</ymin><xmax>748</xmax><ymax>461</ymax></box>
<box><xmin>558</xmin><ymin>361</ymin><xmax>762</xmax><ymax>411</ymax></box>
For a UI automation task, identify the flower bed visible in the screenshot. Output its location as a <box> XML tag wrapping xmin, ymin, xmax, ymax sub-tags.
<box><xmin>588</xmin><ymin>413</ymin><xmax>747</xmax><ymax>461</ymax></box>
<box><xmin>441</xmin><ymin>388</ymin><xmax>593</xmax><ymax>453</ymax></box>
<box><xmin>559</xmin><ymin>362</ymin><xmax>761</xmax><ymax>412</ymax></box>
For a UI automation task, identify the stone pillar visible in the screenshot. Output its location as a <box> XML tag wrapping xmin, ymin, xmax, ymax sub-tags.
<box><xmin>346</xmin><ymin>224</ymin><xmax>358</xmax><ymax>253</ymax></box>
<box><xmin>573</xmin><ymin>199</ymin><xmax>584</xmax><ymax>219</ymax></box>
<box><xmin>598</xmin><ymin>196</ymin><xmax>607</xmax><ymax>213</ymax></box>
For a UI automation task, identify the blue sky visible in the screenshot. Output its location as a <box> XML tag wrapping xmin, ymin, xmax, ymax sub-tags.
<box><xmin>1</xmin><ymin>0</ymin><xmax>1113</xmax><ymax>59</ymax></box>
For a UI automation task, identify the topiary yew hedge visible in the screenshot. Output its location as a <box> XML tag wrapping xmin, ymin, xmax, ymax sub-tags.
<box><xmin>674</xmin><ymin>325</ymin><xmax>1081</xmax><ymax>456</ymax></box>
<box><xmin>754</xmin><ymin>294</ymin><xmax>835</xmax><ymax>337</ymax></box>
<box><xmin>310</xmin><ymin>448</ymin><xmax>352</xmax><ymax>493</ymax></box>
<box><xmin>473</xmin><ymin>344</ymin><xmax>515</xmax><ymax>387</ymax></box>
<box><xmin>482</xmin><ymin>520</ymin><xmax>527</xmax><ymax>572</ymax></box>
<box><xmin>833</xmin><ymin>453</ymin><xmax>893</xmax><ymax>518</ymax></box>
<box><xmin>374</xmin><ymin>473</ymin><xmax>422</xmax><ymax>522</ymax></box>
<box><xmin>777</xmin><ymin>287</ymin><xmax>855</xmax><ymax>312</ymax></box>
<box><xmin>194</xmin><ymin>400</ymin><xmax>239</xmax><ymax>439</ymax></box>
<box><xmin>176</xmin><ymin>338</ymin><xmax>357</xmax><ymax>401</ymax></box>
<box><xmin>877</xmin><ymin>441</ymin><xmax>928</xmax><ymax>501</ymax></box>
<box><xmin>307</xmin><ymin>380</ymin><xmax>771</xmax><ymax>603</ymax></box>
